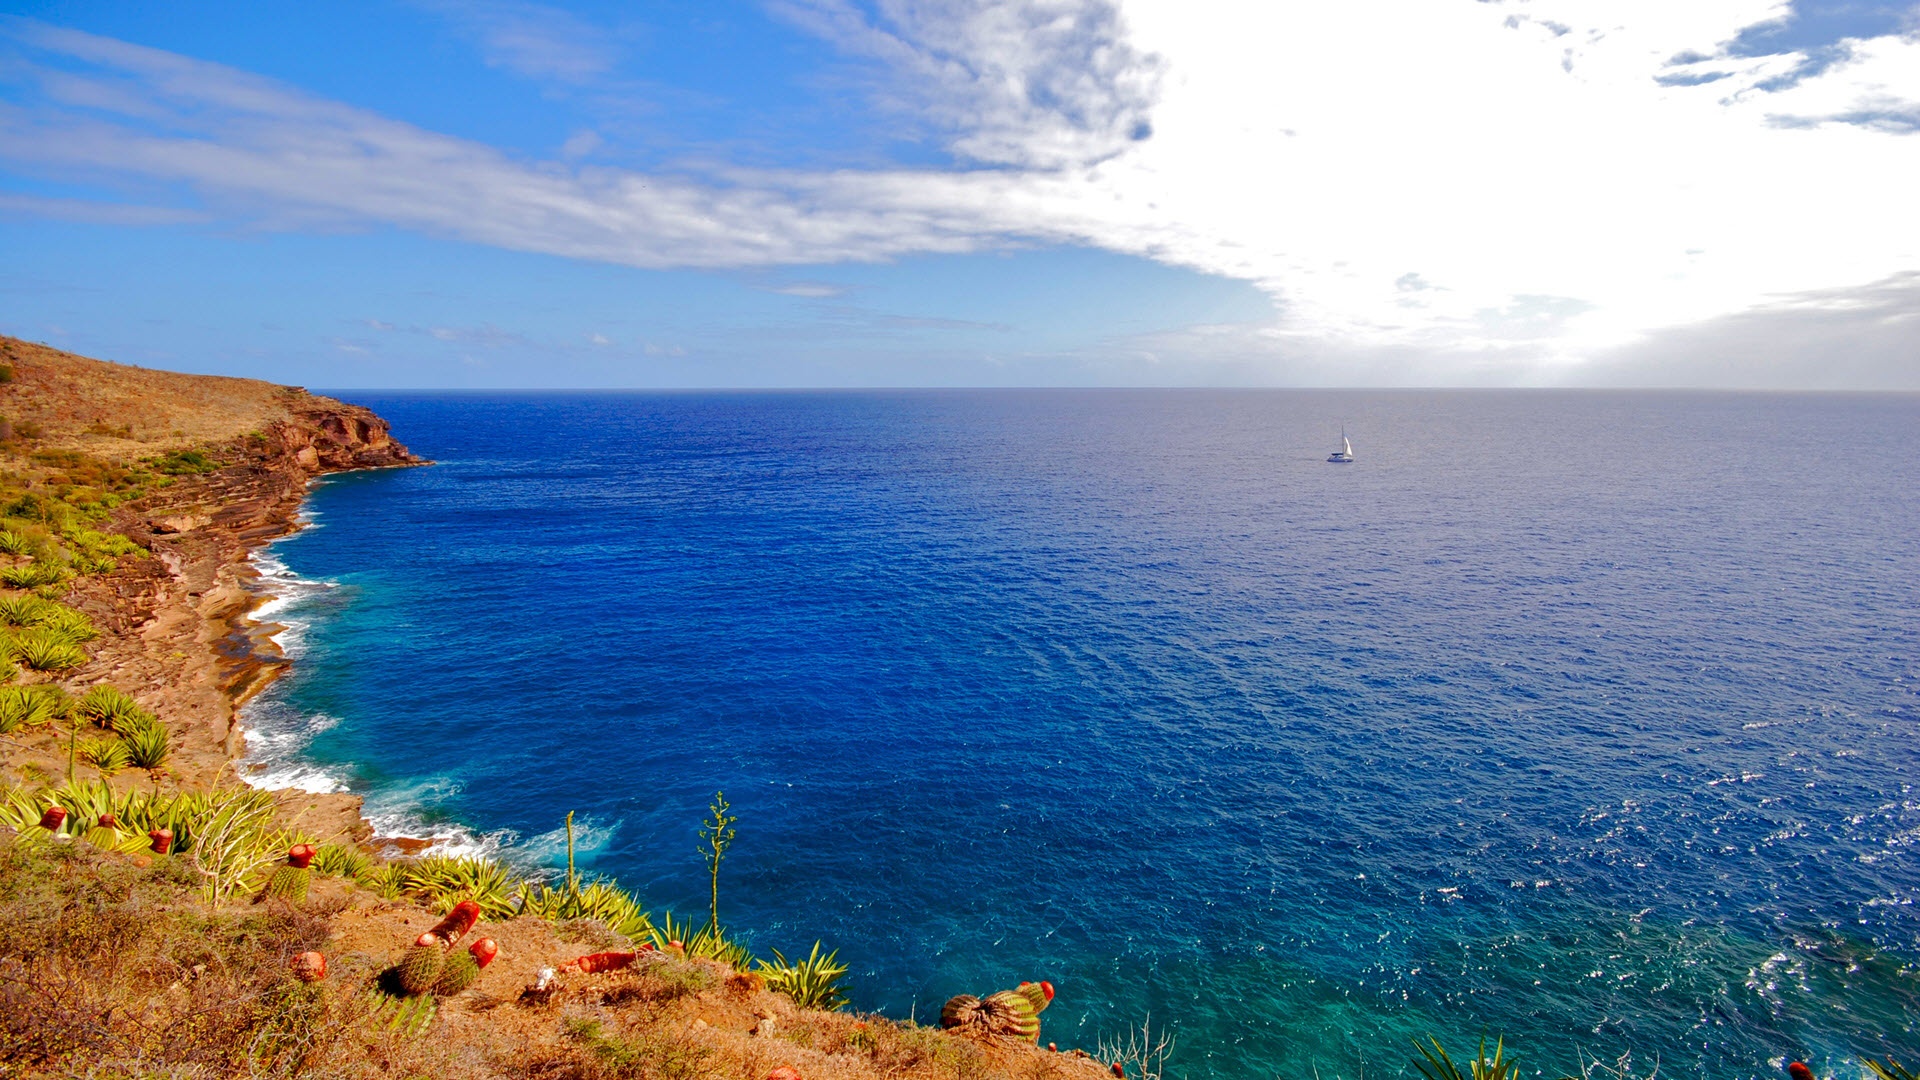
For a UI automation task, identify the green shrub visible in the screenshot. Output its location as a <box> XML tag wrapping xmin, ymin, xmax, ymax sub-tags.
<box><xmin>0</xmin><ymin>530</ymin><xmax>30</xmax><ymax>556</ymax></box>
<box><xmin>120</xmin><ymin>718</ymin><xmax>170</xmax><ymax>770</ymax></box>
<box><xmin>0</xmin><ymin>363</ymin><xmax>13</xmax><ymax>383</ymax></box>
<box><xmin>153</xmin><ymin>449</ymin><xmax>220</xmax><ymax>476</ymax></box>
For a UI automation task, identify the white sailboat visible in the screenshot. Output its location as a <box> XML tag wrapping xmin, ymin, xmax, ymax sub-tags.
<box><xmin>1327</xmin><ymin>426</ymin><xmax>1354</xmax><ymax>463</ymax></box>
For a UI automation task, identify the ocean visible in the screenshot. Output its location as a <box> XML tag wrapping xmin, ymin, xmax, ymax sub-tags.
<box><xmin>239</xmin><ymin>390</ymin><xmax>1920</xmax><ymax>1079</ymax></box>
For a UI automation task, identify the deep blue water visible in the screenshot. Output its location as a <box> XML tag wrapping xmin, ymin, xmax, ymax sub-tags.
<box><xmin>242</xmin><ymin>390</ymin><xmax>1920</xmax><ymax>1079</ymax></box>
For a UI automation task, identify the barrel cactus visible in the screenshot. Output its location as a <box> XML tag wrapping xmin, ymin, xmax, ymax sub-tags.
<box><xmin>432</xmin><ymin>946</ymin><xmax>480</xmax><ymax>996</ymax></box>
<box><xmin>396</xmin><ymin>939</ymin><xmax>447</xmax><ymax>996</ymax></box>
<box><xmin>262</xmin><ymin>844</ymin><xmax>317</xmax><ymax>903</ymax></box>
<box><xmin>941</xmin><ymin>988</ymin><xmax>1042</xmax><ymax>1041</ymax></box>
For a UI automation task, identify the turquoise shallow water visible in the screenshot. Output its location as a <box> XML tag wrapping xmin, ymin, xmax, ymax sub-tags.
<box><xmin>241</xmin><ymin>390</ymin><xmax>1920</xmax><ymax>1078</ymax></box>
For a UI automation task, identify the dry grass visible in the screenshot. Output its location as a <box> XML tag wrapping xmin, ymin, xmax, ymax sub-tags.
<box><xmin>0</xmin><ymin>840</ymin><xmax>1112</xmax><ymax>1080</ymax></box>
<box><xmin>0</xmin><ymin>335</ymin><xmax>307</xmax><ymax>455</ymax></box>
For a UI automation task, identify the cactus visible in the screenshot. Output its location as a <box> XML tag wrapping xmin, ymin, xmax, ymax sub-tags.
<box><xmin>148</xmin><ymin>828</ymin><xmax>173</xmax><ymax>854</ymax></box>
<box><xmin>1017</xmin><ymin>980</ymin><xmax>1054</xmax><ymax>1015</ymax></box>
<box><xmin>983</xmin><ymin>990</ymin><xmax>1041</xmax><ymax>1041</ymax></box>
<box><xmin>38</xmin><ymin>805</ymin><xmax>67</xmax><ymax>830</ymax></box>
<box><xmin>426</xmin><ymin>899</ymin><xmax>481</xmax><ymax>945</ymax></box>
<box><xmin>942</xmin><ymin>990</ymin><xmax>1039</xmax><ymax>1041</ymax></box>
<box><xmin>261</xmin><ymin>845</ymin><xmax>317</xmax><ymax>903</ymax></box>
<box><xmin>396</xmin><ymin>942</ymin><xmax>446</xmax><ymax>996</ymax></box>
<box><xmin>433</xmin><ymin>947</ymin><xmax>480</xmax><ymax>996</ymax></box>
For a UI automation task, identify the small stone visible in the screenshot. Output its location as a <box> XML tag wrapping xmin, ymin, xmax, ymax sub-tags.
<box><xmin>755</xmin><ymin>1018</ymin><xmax>777</xmax><ymax>1037</ymax></box>
<box><xmin>291</xmin><ymin>951</ymin><xmax>327</xmax><ymax>982</ymax></box>
<box><xmin>693</xmin><ymin>1019</ymin><xmax>709</xmax><ymax>1030</ymax></box>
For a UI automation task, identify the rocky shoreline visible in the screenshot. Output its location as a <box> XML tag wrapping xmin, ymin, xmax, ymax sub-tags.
<box><xmin>63</xmin><ymin>395</ymin><xmax>424</xmax><ymax>845</ymax></box>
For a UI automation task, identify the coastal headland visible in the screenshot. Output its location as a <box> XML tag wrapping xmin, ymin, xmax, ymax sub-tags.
<box><xmin>0</xmin><ymin>335</ymin><xmax>1111</xmax><ymax>1080</ymax></box>
<box><xmin>1</xmin><ymin>333</ymin><xmax>420</xmax><ymax>843</ymax></box>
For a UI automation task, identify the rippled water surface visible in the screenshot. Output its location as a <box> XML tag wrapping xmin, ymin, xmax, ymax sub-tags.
<box><xmin>243</xmin><ymin>391</ymin><xmax>1920</xmax><ymax>1078</ymax></box>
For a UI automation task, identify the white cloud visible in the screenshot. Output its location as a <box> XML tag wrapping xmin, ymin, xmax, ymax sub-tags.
<box><xmin>415</xmin><ymin>0</ymin><xmax>618</xmax><ymax>84</ymax></box>
<box><xmin>2</xmin><ymin>5</ymin><xmax>1918</xmax><ymax>385</ymax></box>
<box><xmin>767</xmin><ymin>0</ymin><xmax>1163</xmax><ymax>168</ymax></box>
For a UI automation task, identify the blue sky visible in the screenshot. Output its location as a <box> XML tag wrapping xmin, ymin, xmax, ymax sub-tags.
<box><xmin>2</xmin><ymin>1</ymin><xmax>1917</xmax><ymax>388</ymax></box>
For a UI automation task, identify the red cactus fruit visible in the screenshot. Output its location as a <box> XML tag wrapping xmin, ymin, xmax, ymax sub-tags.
<box><xmin>469</xmin><ymin>937</ymin><xmax>498</xmax><ymax>969</ymax></box>
<box><xmin>566</xmin><ymin>951</ymin><xmax>637</xmax><ymax>974</ymax></box>
<box><xmin>38</xmin><ymin>806</ymin><xmax>66</xmax><ymax>830</ymax></box>
<box><xmin>428</xmin><ymin>899</ymin><xmax>481</xmax><ymax>944</ymax></box>
<box><xmin>1111</xmin><ymin>1064</ymin><xmax>1125</xmax><ymax>1078</ymax></box>
<box><xmin>97</xmin><ymin>813</ymin><xmax>118</xmax><ymax>829</ymax></box>
<box><xmin>286</xmin><ymin>843</ymin><xmax>317</xmax><ymax>869</ymax></box>
<box><xmin>148</xmin><ymin>828</ymin><xmax>173</xmax><ymax>854</ymax></box>
<box><xmin>768</xmin><ymin>1068</ymin><xmax>802</xmax><ymax>1080</ymax></box>
<box><xmin>1789</xmin><ymin>1064</ymin><xmax>1815</xmax><ymax>1080</ymax></box>
<box><xmin>291</xmin><ymin>951</ymin><xmax>327</xmax><ymax>982</ymax></box>
<box><xmin>1040</xmin><ymin>980</ymin><xmax>1054</xmax><ymax>1001</ymax></box>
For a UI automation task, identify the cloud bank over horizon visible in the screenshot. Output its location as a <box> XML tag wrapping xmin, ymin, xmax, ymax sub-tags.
<box><xmin>1</xmin><ymin>2</ymin><xmax>1917</xmax><ymax>387</ymax></box>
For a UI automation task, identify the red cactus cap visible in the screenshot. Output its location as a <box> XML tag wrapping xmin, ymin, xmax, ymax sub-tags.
<box><xmin>1040</xmin><ymin>980</ymin><xmax>1055</xmax><ymax>1001</ymax></box>
<box><xmin>429</xmin><ymin>899</ymin><xmax>482</xmax><ymax>944</ymax></box>
<box><xmin>767</xmin><ymin>1068</ymin><xmax>802</xmax><ymax>1080</ymax></box>
<box><xmin>469</xmin><ymin>937</ymin><xmax>499</xmax><ymax>968</ymax></box>
<box><xmin>97</xmin><ymin>813</ymin><xmax>118</xmax><ymax>828</ymax></box>
<box><xmin>287</xmin><ymin>843</ymin><xmax>317</xmax><ymax>869</ymax></box>
<box><xmin>1789</xmin><ymin>1064</ymin><xmax>1815</xmax><ymax>1080</ymax></box>
<box><xmin>148</xmin><ymin>828</ymin><xmax>173</xmax><ymax>854</ymax></box>
<box><xmin>38</xmin><ymin>806</ymin><xmax>67</xmax><ymax>829</ymax></box>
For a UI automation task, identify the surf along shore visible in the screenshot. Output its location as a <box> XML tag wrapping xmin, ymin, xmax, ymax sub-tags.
<box><xmin>0</xmin><ymin>334</ymin><xmax>420</xmax><ymax>845</ymax></box>
<box><xmin>0</xmin><ymin>335</ymin><xmax>1109</xmax><ymax>1080</ymax></box>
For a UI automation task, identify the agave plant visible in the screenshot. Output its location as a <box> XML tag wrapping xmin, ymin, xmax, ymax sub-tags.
<box><xmin>77</xmin><ymin>735</ymin><xmax>131</xmax><ymax>774</ymax></box>
<box><xmin>11</xmin><ymin>630</ymin><xmax>86</xmax><ymax>672</ymax></box>
<box><xmin>0</xmin><ymin>530</ymin><xmax>31</xmax><ymax>556</ymax></box>
<box><xmin>1413</xmin><ymin>1036</ymin><xmax>1521</xmax><ymax>1080</ymax></box>
<box><xmin>314</xmin><ymin>842</ymin><xmax>373</xmax><ymax>880</ymax></box>
<box><xmin>119</xmin><ymin>718</ymin><xmax>170</xmax><ymax>769</ymax></box>
<box><xmin>361</xmin><ymin>863</ymin><xmax>408</xmax><ymax>900</ymax></box>
<box><xmin>76</xmin><ymin>686</ymin><xmax>154</xmax><ymax>732</ymax></box>
<box><xmin>399</xmin><ymin>855</ymin><xmax>522</xmax><ymax>919</ymax></box>
<box><xmin>520</xmin><ymin>878</ymin><xmax>657</xmax><ymax>941</ymax></box>
<box><xmin>0</xmin><ymin>562</ymin><xmax>69</xmax><ymax>589</ymax></box>
<box><xmin>647</xmin><ymin>908</ymin><xmax>755</xmax><ymax>968</ymax></box>
<box><xmin>1869</xmin><ymin>1060</ymin><xmax>1920</xmax><ymax>1080</ymax></box>
<box><xmin>0</xmin><ymin>651</ymin><xmax>14</xmax><ymax>685</ymax></box>
<box><xmin>38</xmin><ymin>607</ymin><xmax>98</xmax><ymax>642</ymax></box>
<box><xmin>757</xmin><ymin>942</ymin><xmax>850</xmax><ymax>1011</ymax></box>
<box><xmin>0</xmin><ymin>594</ymin><xmax>60</xmax><ymax>626</ymax></box>
<box><xmin>187</xmin><ymin>786</ymin><xmax>291</xmax><ymax>903</ymax></box>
